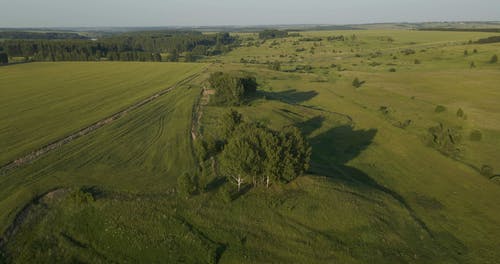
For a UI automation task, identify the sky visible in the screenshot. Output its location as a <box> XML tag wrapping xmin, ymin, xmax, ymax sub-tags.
<box><xmin>0</xmin><ymin>0</ymin><xmax>499</xmax><ymax>27</ymax></box>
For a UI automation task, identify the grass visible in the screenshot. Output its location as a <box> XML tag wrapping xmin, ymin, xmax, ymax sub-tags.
<box><xmin>1</xmin><ymin>30</ymin><xmax>500</xmax><ymax>263</ymax></box>
<box><xmin>0</xmin><ymin>62</ymin><xmax>204</xmax><ymax>165</ymax></box>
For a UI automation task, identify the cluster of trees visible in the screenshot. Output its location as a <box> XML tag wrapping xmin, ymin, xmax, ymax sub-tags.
<box><xmin>258</xmin><ymin>29</ymin><xmax>288</xmax><ymax>40</ymax></box>
<box><xmin>327</xmin><ymin>35</ymin><xmax>346</xmax><ymax>41</ymax></box>
<box><xmin>475</xmin><ymin>36</ymin><xmax>500</xmax><ymax>44</ymax></box>
<box><xmin>194</xmin><ymin>109</ymin><xmax>311</xmax><ymax>194</ymax></box>
<box><xmin>0</xmin><ymin>31</ymin><xmax>236</xmax><ymax>62</ymax></box>
<box><xmin>490</xmin><ymin>54</ymin><xmax>498</xmax><ymax>63</ymax></box>
<box><xmin>208</xmin><ymin>72</ymin><xmax>257</xmax><ymax>105</ymax></box>
<box><xmin>220</xmin><ymin>122</ymin><xmax>311</xmax><ymax>191</ymax></box>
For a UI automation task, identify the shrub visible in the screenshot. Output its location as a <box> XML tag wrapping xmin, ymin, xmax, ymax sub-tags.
<box><xmin>352</xmin><ymin>77</ymin><xmax>364</xmax><ymax>88</ymax></box>
<box><xmin>389</xmin><ymin>68</ymin><xmax>396</xmax><ymax>72</ymax></box>
<box><xmin>379</xmin><ymin>106</ymin><xmax>391</xmax><ymax>115</ymax></box>
<box><xmin>490</xmin><ymin>54</ymin><xmax>498</xmax><ymax>63</ymax></box>
<box><xmin>435</xmin><ymin>105</ymin><xmax>446</xmax><ymax>113</ymax></box>
<box><xmin>71</xmin><ymin>189</ymin><xmax>94</xmax><ymax>205</ymax></box>
<box><xmin>414</xmin><ymin>59</ymin><xmax>421</xmax><ymax>64</ymax></box>
<box><xmin>470</xmin><ymin>130</ymin><xmax>483</xmax><ymax>141</ymax></box>
<box><xmin>394</xmin><ymin>119</ymin><xmax>412</xmax><ymax>129</ymax></box>
<box><xmin>401</xmin><ymin>48</ymin><xmax>415</xmax><ymax>55</ymax></box>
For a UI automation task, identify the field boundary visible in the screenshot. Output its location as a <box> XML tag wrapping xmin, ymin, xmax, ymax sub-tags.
<box><xmin>0</xmin><ymin>72</ymin><xmax>201</xmax><ymax>175</ymax></box>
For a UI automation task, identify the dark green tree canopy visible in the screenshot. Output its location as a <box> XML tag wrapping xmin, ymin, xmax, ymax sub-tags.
<box><xmin>0</xmin><ymin>31</ymin><xmax>236</xmax><ymax>62</ymax></box>
<box><xmin>0</xmin><ymin>53</ymin><xmax>8</xmax><ymax>64</ymax></box>
<box><xmin>259</xmin><ymin>29</ymin><xmax>289</xmax><ymax>40</ymax></box>
<box><xmin>220</xmin><ymin>122</ymin><xmax>311</xmax><ymax>189</ymax></box>
<box><xmin>208</xmin><ymin>72</ymin><xmax>257</xmax><ymax>106</ymax></box>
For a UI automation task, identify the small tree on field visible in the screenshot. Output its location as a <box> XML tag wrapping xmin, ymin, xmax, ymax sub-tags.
<box><xmin>352</xmin><ymin>77</ymin><xmax>364</xmax><ymax>88</ymax></box>
<box><xmin>490</xmin><ymin>54</ymin><xmax>498</xmax><ymax>63</ymax></box>
<box><xmin>435</xmin><ymin>105</ymin><xmax>446</xmax><ymax>113</ymax></box>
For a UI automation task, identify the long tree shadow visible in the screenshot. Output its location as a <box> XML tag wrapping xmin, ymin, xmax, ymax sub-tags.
<box><xmin>251</xmin><ymin>89</ymin><xmax>319</xmax><ymax>105</ymax></box>
<box><xmin>302</xmin><ymin>119</ymin><xmax>434</xmax><ymax>237</ymax></box>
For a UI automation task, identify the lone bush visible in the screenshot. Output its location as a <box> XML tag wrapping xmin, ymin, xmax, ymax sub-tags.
<box><xmin>352</xmin><ymin>77</ymin><xmax>364</xmax><ymax>88</ymax></box>
<box><xmin>435</xmin><ymin>105</ymin><xmax>447</xmax><ymax>113</ymax></box>
<box><xmin>389</xmin><ymin>68</ymin><xmax>396</xmax><ymax>72</ymax></box>
<box><xmin>490</xmin><ymin>54</ymin><xmax>498</xmax><ymax>63</ymax></box>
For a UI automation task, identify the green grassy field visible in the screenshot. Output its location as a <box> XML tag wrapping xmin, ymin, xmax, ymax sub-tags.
<box><xmin>1</xmin><ymin>30</ymin><xmax>500</xmax><ymax>263</ymax></box>
<box><xmin>0</xmin><ymin>62</ymin><xmax>204</xmax><ymax>165</ymax></box>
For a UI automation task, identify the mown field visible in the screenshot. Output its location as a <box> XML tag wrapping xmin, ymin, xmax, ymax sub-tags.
<box><xmin>0</xmin><ymin>62</ymin><xmax>204</xmax><ymax>165</ymax></box>
<box><xmin>1</xmin><ymin>30</ymin><xmax>500</xmax><ymax>263</ymax></box>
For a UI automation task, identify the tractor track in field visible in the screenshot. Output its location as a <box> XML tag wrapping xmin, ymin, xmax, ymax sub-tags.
<box><xmin>0</xmin><ymin>72</ymin><xmax>201</xmax><ymax>175</ymax></box>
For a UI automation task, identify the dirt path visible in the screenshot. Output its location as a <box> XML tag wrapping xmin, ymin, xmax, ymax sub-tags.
<box><xmin>0</xmin><ymin>72</ymin><xmax>200</xmax><ymax>175</ymax></box>
<box><xmin>191</xmin><ymin>86</ymin><xmax>213</xmax><ymax>141</ymax></box>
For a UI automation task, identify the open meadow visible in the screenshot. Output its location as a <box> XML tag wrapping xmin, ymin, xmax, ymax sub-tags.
<box><xmin>1</xmin><ymin>29</ymin><xmax>500</xmax><ymax>263</ymax></box>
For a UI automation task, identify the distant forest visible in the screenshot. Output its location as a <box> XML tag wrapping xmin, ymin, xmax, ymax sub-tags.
<box><xmin>0</xmin><ymin>31</ymin><xmax>236</xmax><ymax>62</ymax></box>
<box><xmin>0</xmin><ymin>31</ymin><xmax>88</xmax><ymax>40</ymax></box>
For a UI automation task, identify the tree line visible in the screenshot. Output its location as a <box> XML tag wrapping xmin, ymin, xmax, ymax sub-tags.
<box><xmin>259</xmin><ymin>29</ymin><xmax>289</xmax><ymax>40</ymax></box>
<box><xmin>0</xmin><ymin>31</ymin><xmax>236</xmax><ymax>62</ymax></box>
<box><xmin>0</xmin><ymin>31</ymin><xmax>88</xmax><ymax>40</ymax></box>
